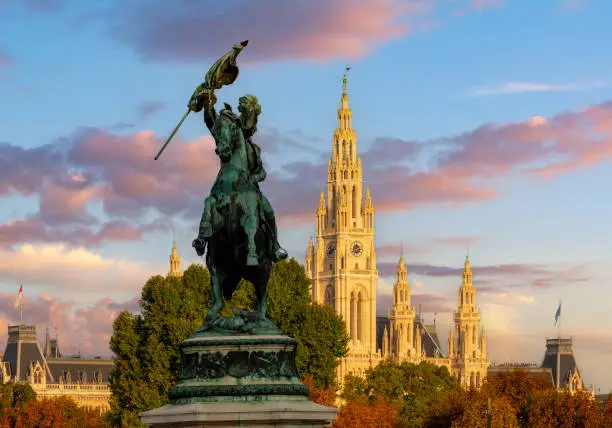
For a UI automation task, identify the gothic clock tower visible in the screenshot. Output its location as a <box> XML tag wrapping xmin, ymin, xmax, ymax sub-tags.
<box><xmin>305</xmin><ymin>72</ymin><xmax>378</xmax><ymax>379</ymax></box>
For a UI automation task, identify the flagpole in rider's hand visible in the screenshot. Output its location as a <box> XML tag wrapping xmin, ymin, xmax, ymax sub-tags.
<box><xmin>154</xmin><ymin>40</ymin><xmax>249</xmax><ymax>161</ymax></box>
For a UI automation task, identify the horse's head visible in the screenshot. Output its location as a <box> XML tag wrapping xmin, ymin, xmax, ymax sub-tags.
<box><xmin>213</xmin><ymin>109</ymin><xmax>242</xmax><ymax>163</ymax></box>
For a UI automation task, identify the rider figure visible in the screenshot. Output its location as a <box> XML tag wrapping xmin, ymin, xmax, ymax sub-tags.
<box><xmin>196</xmin><ymin>91</ymin><xmax>288</xmax><ymax>262</ymax></box>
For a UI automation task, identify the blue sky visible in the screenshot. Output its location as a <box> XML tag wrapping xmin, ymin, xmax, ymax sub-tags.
<box><xmin>1</xmin><ymin>0</ymin><xmax>611</xmax><ymax>393</ymax></box>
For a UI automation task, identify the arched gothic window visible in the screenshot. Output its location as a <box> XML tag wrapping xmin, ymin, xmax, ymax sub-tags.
<box><xmin>350</xmin><ymin>292</ymin><xmax>356</xmax><ymax>340</ymax></box>
<box><xmin>357</xmin><ymin>292</ymin><xmax>363</xmax><ymax>342</ymax></box>
<box><xmin>324</xmin><ymin>286</ymin><xmax>333</xmax><ymax>306</ymax></box>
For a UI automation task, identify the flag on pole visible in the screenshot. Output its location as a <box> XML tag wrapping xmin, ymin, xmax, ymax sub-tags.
<box><xmin>14</xmin><ymin>284</ymin><xmax>23</xmax><ymax>309</ymax></box>
<box><xmin>553</xmin><ymin>301</ymin><xmax>561</xmax><ymax>327</ymax></box>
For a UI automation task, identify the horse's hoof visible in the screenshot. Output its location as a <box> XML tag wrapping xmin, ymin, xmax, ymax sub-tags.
<box><xmin>247</xmin><ymin>254</ymin><xmax>259</xmax><ymax>266</ymax></box>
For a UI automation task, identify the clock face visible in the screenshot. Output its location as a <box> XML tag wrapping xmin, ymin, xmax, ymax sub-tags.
<box><xmin>326</xmin><ymin>243</ymin><xmax>335</xmax><ymax>258</ymax></box>
<box><xmin>350</xmin><ymin>241</ymin><xmax>363</xmax><ymax>257</ymax></box>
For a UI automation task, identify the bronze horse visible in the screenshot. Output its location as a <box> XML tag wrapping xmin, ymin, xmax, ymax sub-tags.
<box><xmin>193</xmin><ymin>107</ymin><xmax>272</xmax><ymax>323</ymax></box>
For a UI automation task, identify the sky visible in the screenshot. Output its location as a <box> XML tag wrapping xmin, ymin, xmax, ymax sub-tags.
<box><xmin>1</xmin><ymin>0</ymin><xmax>611</xmax><ymax>392</ymax></box>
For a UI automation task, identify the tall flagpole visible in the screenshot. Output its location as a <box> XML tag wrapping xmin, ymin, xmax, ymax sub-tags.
<box><xmin>556</xmin><ymin>299</ymin><xmax>561</xmax><ymax>390</ymax></box>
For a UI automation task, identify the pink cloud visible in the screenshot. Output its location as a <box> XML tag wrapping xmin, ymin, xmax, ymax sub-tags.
<box><xmin>377</xmin><ymin>291</ymin><xmax>454</xmax><ymax>315</ymax></box>
<box><xmin>434</xmin><ymin>236</ymin><xmax>478</xmax><ymax>247</ymax></box>
<box><xmin>101</xmin><ymin>0</ymin><xmax>505</xmax><ymax>64</ymax></box>
<box><xmin>376</xmin><ymin>260</ymin><xmax>593</xmax><ymax>291</ymax></box>
<box><xmin>0</xmin><ymin>293</ymin><xmax>138</xmax><ymax>357</ymax></box>
<box><xmin>0</xmin><ymin>244</ymin><xmax>156</xmax><ymax>294</ymax></box>
<box><xmin>104</xmin><ymin>0</ymin><xmax>413</xmax><ymax>63</ymax></box>
<box><xmin>38</xmin><ymin>180</ymin><xmax>100</xmax><ymax>224</ymax></box>
<box><xmin>376</xmin><ymin>242</ymin><xmax>421</xmax><ymax>258</ymax></box>
<box><xmin>0</xmin><ymin>218</ymin><xmax>168</xmax><ymax>249</ymax></box>
<box><xmin>3</xmin><ymin>99</ymin><xmax>612</xmax><ymax>249</ymax></box>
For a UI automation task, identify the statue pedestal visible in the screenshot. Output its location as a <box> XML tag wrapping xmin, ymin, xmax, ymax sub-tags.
<box><xmin>140</xmin><ymin>326</ymin><xmax>338</xmax><ymax>427</ymax></box>
<box><xmin>140</xmin><ymin>400</ymin><xmax>337</xmax><ymax>427</ymax></box>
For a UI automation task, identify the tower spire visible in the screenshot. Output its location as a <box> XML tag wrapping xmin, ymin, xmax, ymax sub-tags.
<box><xmin>343</xmin><ymin>65</ymin><xmax>350</xmax><ymax>93</ymax></box>
<box><xmin>169</xmin><ymin>241</ymin><xmax>183</xmax><ymax>278</ymax></box>
<box><xmin>339</xmin><ymin>66</ymin><xmax>351</xmax><ymax>120</ymax></box>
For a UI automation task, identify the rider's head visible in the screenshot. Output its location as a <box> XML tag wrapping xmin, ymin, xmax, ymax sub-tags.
<box><xmin>238</xmin><ymin>94</ymin><xmax>261</xmax><ymax>134</ymax></box>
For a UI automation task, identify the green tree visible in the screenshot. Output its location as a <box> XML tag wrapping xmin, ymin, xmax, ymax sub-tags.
<box><xmin>294</xmin><ymin>303</ymin><xmax>349</xmax><ymax>388</ymax></box>
<box><xmin>10</xmin><ymin>384</ymin><xmax>36</xmax><ymax>408</ymax></box>
<box><xmin>266</xmin><ymin>258</ymin><xmax>349</xmax><ymax>388</ymax></box>
<box><xmin>108</xmin><ymin>259</ymin><xmax>349</xmax><ymax>425</ymax></box>
<box><xmin>108</xmin><ymin>312</ymin><xmax>150</xmax><ymax>426</ymax></box>
<box><xmin>350</xmin><ymin>360</ymin><xmax>459</xmax><ymax>427</ymax></box>
<box><xmin>341</xmin><ymin>374</ymin><xmax>367</xmax><ymax>402</ymax></box>
<box><xmin>108</xmin><ymin>264</ymin><xmax>214</xmax><ymax>425</ymax></box>
<box><xmin>218</xmin><ymin>280</ymin><xmax>256</xmax><ymax>317</ymax></box>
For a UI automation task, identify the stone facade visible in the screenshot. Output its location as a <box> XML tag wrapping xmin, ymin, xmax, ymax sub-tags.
<box><xmin>305</xmin><ymin>73</ymin><xmax>489</xmax><ymax>387</ymax></box>
<box><xmin>304</xmin><ymin>73</ymin><xmax>378</xmax><ymax>382</ymax></box>
<box><xmin>0</xmin><ymin>324</ymin><xmax>112</xmax><ymax>412</ymax></box>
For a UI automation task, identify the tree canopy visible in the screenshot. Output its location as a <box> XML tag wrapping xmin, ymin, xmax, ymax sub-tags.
<box><xmin>338</xmin><ymin>360</ymin><xmax>459</xmax><ymax>427</ymax></box>
<box><xmin>108</xmin><ymin>258</ymin><xmax>348</xmax><ymax>424</ymax></box>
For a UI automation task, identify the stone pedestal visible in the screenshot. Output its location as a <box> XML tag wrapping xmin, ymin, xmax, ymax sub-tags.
<box><xmin>141</xmin><ymin>320</ymin><xmax>338</xmax><ymax>427</ymax></box>
<box><xmin>140</xmin><ymin>400</ymin><xmax>337</xmax><ymax>427</ymax></box>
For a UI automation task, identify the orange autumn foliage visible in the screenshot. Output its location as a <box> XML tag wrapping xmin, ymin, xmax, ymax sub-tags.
<box><xmin>604</xmin><ymin>393</ymin><xmax>612</xmax><ymax>426</ymax></box>
<box><xmin>480</xmin><ymin>370</ymin><xmax>553</xmax><ymax>411</ymax></box>
<box><xmin>526</xmin><ymin>390</ymin><xmax>602</xmax><ymax>428</ymax></box>
<box><xmin>302</xmin><ymin>374</ymin><xmax>337</xmax><ymax>408</ymax></box>
<box><xmin>333</xmin><ymin>396</ymin><xmax>398</xmax><ymax>428</ymax></box>
<box><xmin>452</xmin><ymin>393</ymin><xmax>518</xmax><ymax>428</ymax></box>
<box><xmin>1</xmin><ymin>396</ymin><xmax>108</xmax><ymax>428</ymax></box>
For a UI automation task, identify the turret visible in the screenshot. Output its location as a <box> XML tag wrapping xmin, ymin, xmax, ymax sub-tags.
<box><xmin>317</xmin><ymin>190</ymin><xmax>326</xmax><ymax>232</ymax></box>
<box><xmin>448</xmin><ymin>326</ymin><xmax>454</xmax><ymax>358</ymax></box>
<box><xmin>169</xmin><ymin>241</ymin><xmax>182</xmax><ymax>278</ymax></box>
<box><xmin>382</xmin><ymin>325</ymin><xmax>389</xmax><ymax>357</ymax></box>
<box><xmin>305</xmin><ymin>237</ymin><xmax>314</xmax><ymax>279</ymax></box>
<box><xmin>415</xmin><ymin>325</ymin><xmax>422</xmax><ymax>357</ymax></box>
<box><xmin>458</xmin><ymin>256</ymin><xmax>475</xmax><ymax>310</ymax></box>
<box><xmin>479</xmin><ymin>327</ymin><xmax>487</xmax><ymax>357</ymax></box>
<box><xmin>44</xmin><ymin>328</ymin><xmax>51</xmax><ymax>358</ymax></box>
<box><xmin>363</xmin><ymin>187</ymin><xmax>374</xmax><ymax>229</ymax></box>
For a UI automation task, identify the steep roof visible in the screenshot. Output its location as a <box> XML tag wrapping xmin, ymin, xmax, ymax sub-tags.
<box><xmin>1</xmin><ymin>324</ymin><xmax>113</xmax><ymax>384</ymax></box>
<box><xmin>540</xmin><ymin>337</ymin><xmax>584</xmax><ymax>389</ymax></box>
<box><xmin>1</xmin><ymin>325</ymin><xmax>52</xmax><ymax>382</ymax></box>
<box><xmin>375</xmin><ymin>316</ymin><xmax>389</xmax><ymax>352</ymax></box>
<box><xmin>46</xmin><ymin>358</ymin><xmax>113</xmax><ymax>383</ymax></box>
<box><xmin>375</xmin><ymin>315</ymin><xmax>445</xmax><ymax>358</ymax></box>
<box><xmin>487</xmin><ymin>365</ymin><xmax>555</xmax><ymax>387</ymax></box>
<box><xmin>418</xmin><ymin>320</ymin><xmax>445</xmax><ymax>358</ymax></box>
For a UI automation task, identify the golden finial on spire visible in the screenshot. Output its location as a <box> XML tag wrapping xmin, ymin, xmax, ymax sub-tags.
<box><xmin>343</xmin><ymin>65</ymin><xmax>351</xmax><ymax>92</ymax></box>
